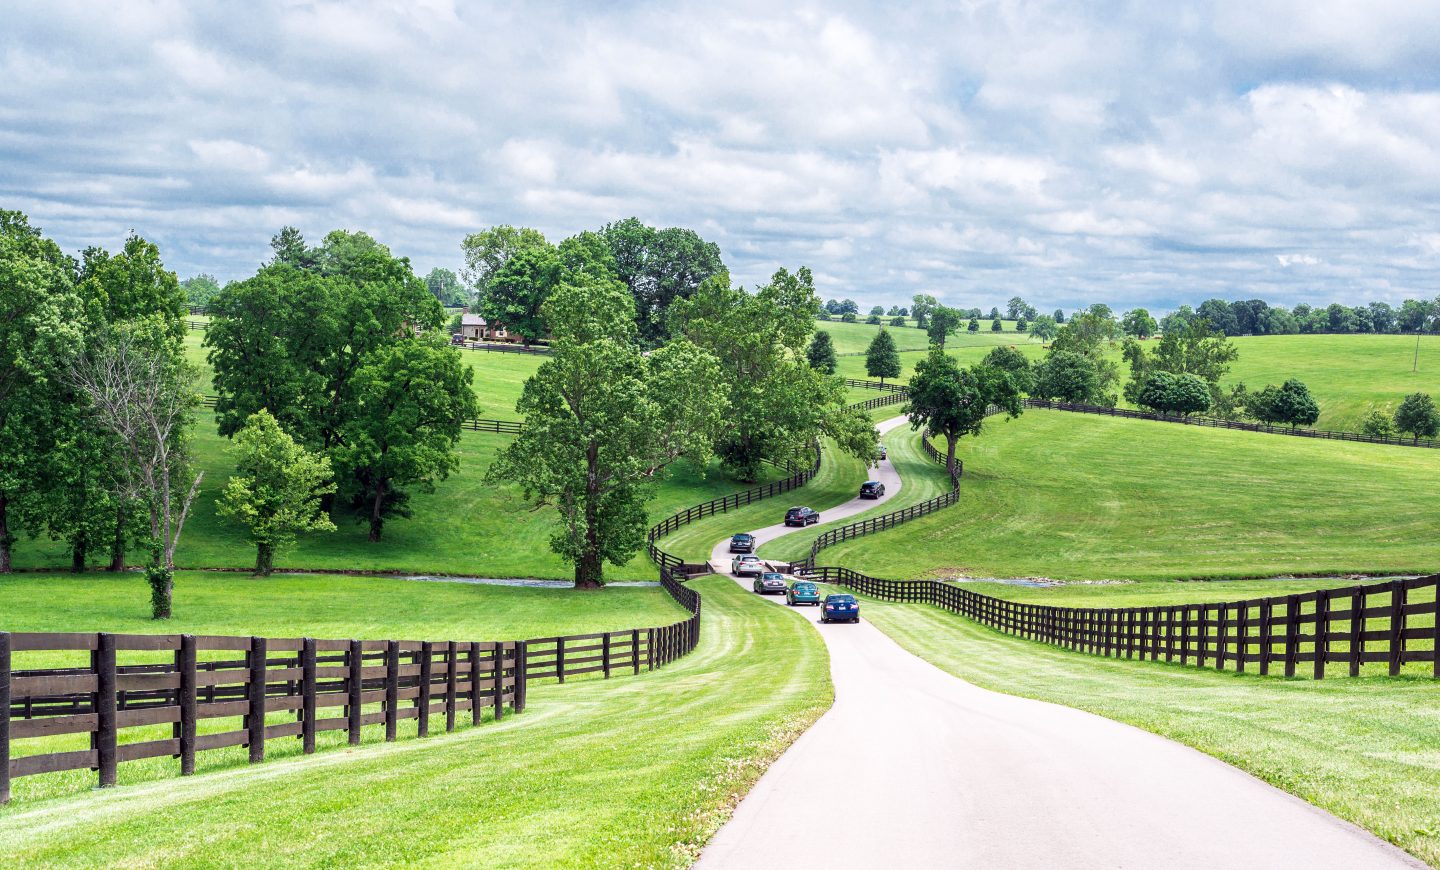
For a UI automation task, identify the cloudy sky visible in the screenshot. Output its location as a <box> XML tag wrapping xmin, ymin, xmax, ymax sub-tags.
<box><xmin>3</xmin><ymin>1</ymin><xmax>1439</xmax><ymax>312</ymax></box>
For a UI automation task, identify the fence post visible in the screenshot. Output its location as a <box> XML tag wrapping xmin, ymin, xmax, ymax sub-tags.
<box><xmin>1434</xmin><ymin>583</ymin><xmax>1440</xmax><ymax>679</ymax></box>
<box><xmin>247</xmin><ymin>636</ymin><xmax>267</xmax><ymax>763</ymax></box>
<box><xmin>445</xmin><ymin>641</ymin><xmax>458</xmax><ymax>733</ymax></box>
<box><xmin>1350</xmin><ymin>588</ymin><xmax>1365</xmax><ymax>677</ymax></box>
<box><xmin>469</xmin><ymin>642</ymin><xmax>483</xmax><ymax>726</ymax></box>
<box><xmin>1313</xmin><ymin>592</ymin><xmax>1329</xmax><ymax>680</ymax></box>
<box><xmin>492</xmin><ymin>642</ymin><xmax>505</xmax><ymax>722</ymax></box>
<box><xmin>514</xmin><ymin>641</ymin><xmax>528</xmax><ymax>713</ymax></box>
<box><xmin>632</xmin><ymin>629</ymin><xmax>641</xmax><ymax>675</ymax></box>
<box><xmin>556</xmin><ymin>637</ymin><xmax>566</xmax><ymax>684</ymax></box>
<box><xmin>602</xmin><ymin>633</ymin><xmax>612</xmax><ymax>679</ymax></box>
<box><xmin>347</xmin><ymin>640</ymin><xmax>362</xmax><ymax>745</ymax></box>
<box><xmin>384</xmin><ymin>640</ymin><xmax>399</xmax><ymax>742</ymax></box>
<box><xmin>647</xmin><ymin>629</ymin><xmax>655</xmax><ymax>671</ymax></box>
<box><xmin>418</xmin><ymin>641</ymin><xmax>433</xmax><ymax>738</ymax></box>
<box><xmin>179</xmin><ymin>634</ymin><xmax>197</xmax><ymax>775</ymax></box>
<box><xmin>1257</xmin><ymin>603</ymin><xmax>1271</xmax><ymax>676</ymax></box>
<box><xmin>94</xmin><ymin>632</ymin><xmax>119</xmax><ymax>787</ymax></box>
<box><xmin>301</xmin><ymin>638</ymin><xmax>317</xmax><ymax>754</ymax></box>
<box><xmin>1284</xmin><ymin>596</ymin><xmax>1300</xmax><ymax>678</ymax></box>
<box><xmin>1388</xmin><ymin>580</ymin><xmax>1406</xmax><ymax>677</ymax></box>
<box><xmin>1</xmin><ymin>631</ymin><xmax>10</xmax><ymax>804</ymax></box>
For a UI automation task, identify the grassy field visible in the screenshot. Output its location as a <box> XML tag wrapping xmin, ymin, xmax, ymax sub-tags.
<box><xmin>760</xmin><ymin>425</ymin><xmax>953</xmax><ymax>565</ymax></box>
<box><xmin>0</xmin><ymin>577</ymin><xmax>833</xmax><ymax>867</ymax></box>
<box><xmin>655</xmin><ymin>439</ymin><xmax>872</xmax><ymax>563</ymax></box>
<box><xmin>9</xmin><ymin>411</ymin><xmax>780</xmax><ymax>581</ymax></box>
<box><xmin>832</xmin><ymin>332</ymin><xmax>1043</xmax><ymax>381</ymax></box>
<box><xmin>820</xmin><ymin>411</ymin><xmax>1440</xmax><ymax>581</ymax></box>
<box><xmin>856</xmin><ymin>596</ymin><xmax>1440</xmax><ymax>866</ymax></box>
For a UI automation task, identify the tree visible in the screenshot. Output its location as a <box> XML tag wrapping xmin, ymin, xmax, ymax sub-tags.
<box><xmin>988</xmin><ymin>307</ymin><xmax>1000</xmax><ymax>320</ymax></box>
<box><xmin>865</xmin><ymin>328</ymin><xmax>902</xmax><ymax>384</ymax></box>
<box><xmin>1029</xmin><ymin>314</ymin><xmax>1057</xmax><ymax>343</ymax></box>
<box><xmin>1124</xmin><ymin>319</ymin><xmax>1239</xmax><ymax>412</ymax></box>
<box><xmin>898</xmin><ymin>307</ymin><xmax>908</xmax><ymax>317</ymax></box>
<box><xmin>1136</xmin><ymin>372</ymin><xmax>1211</xmax><ymax>417</ymax></box>
<box><xmin>1394</xmin><ymin>393</ymin><xmax>1440</xmax><ymax>443</ymax></box>
<box><xmin>1122</xmin><ymin>308</ymin><xmax>1158</xmax><ymax>339</ymax></box>
<box><xmin>268</xmin><ymin>226</ymin><xmax>317</xmax><ymax>270</ymax></box>
<box><xmin>967</xmin><ymin>318</ymin><xmax>980</xmax><ymax>333</ymax></box>
<box><xmin>869</xmin><ymin>305</ymin><xmax>885</xmax><ymax>316</ymax></box>
<box><xmin>0</xmin><ymin>210</ymin><xmax>84</xmax><ymax>573</ymax></box>
<box><xmin>460</xmin><ymin>225</ymin><xmax>549</xmax><ymax>297</ymax></box>
<box><xmin>423</xmin><ymin>267</ymin><xmax>466</xmax><ymax>307</ymax></box>
<box><xmin>866</xmin><ymin>313</ymin><xmax>882</xmax><ymax>325</ymax></box>
<box><xmin>927</xmin><ymin>306</ymin><xmax>962</xmax><ymax>348</ymax></box>
<box><xmin>840</xmin><ymin>311</ymin><xmax>858</xmax><ymax>323</ymax></box>
<box><xmin>911</xmin><ymin>293</ymin><xmax>937</xmax><ymax>329</ymax></box>
<box><xmin>68</xmin><ymin>326</ymin><xmax>202</xmax><ymax>618</ymax></box>
<box><xmin>489</xmin><ymin>281</ymin><xmax>724</xmax><ymax>587</ymax></box>
<box><xmin>1053</xmin><ymin>309</ymin><xmax>1065</xmax><ymax>324</ymax></box>
<box><xmin>482</xmin><ymin>243</ymin><xmax>562</xmax><ymax>345</ymax></box>
<box><xmin>990</xmin><ymin>318</ymin><xmax>1003</xmax><ymax>332</ymax></box>
<box><xmin>904</xmin><ymin>349</ymin><xmax>1021</xmax><ymax>475</ymax></box>
<box><xmin>1244</xmin><ymin>379</ymin><xmax>1320</xmax><ymax>429</ymax></box>
<box><xmin>181</xmin><ymin>274</ymin><xmax>221</xmax><ymax>308</ymax></box>
<box><xmin>671</xmin><ymin>268</ymin><xmax>876</xmax><ymax>482</ymax></box>
<box><xmin>1197</xmin><ymin>298</ymin><xmax>1239</xmax><ymax>336</ymax></box>
<box><xmin>1005</xmin><ymin>296</ymin><xmax>1029</xmax><ymax>320</ymax></box>
<box><xmin>1032</xmin><ymin>351</ymin><xmax>1104</xmax><ymax>404</ymax></box>
<box><xmin>1016</xmin><ymin>318</ymin><xmax>1028</xmax><ymax>332</ymax></box>
<box><xmin>886</xmin><ymin>306</ymin><xmax>900</xmax><ymax>316</ymax></box>
<box><xmin>1359</xmin><ymin>410</ymin><xmax>1397</xmax><ymax>438</ymax></box>
<box><xmin>806</xmin><ymin>330</ymin><xmax>837</xmax><ymax>375</ymax></box>
<box><xmin>837</xmin><ymin>299</ymin><xmax>859</xmax><ymax>315</ymax></box>
<box><xmin>78</xmin><ymin>234</ymin><xmax>188</xmax><ymax>344</ymax></box>
<box><xmin>982</xmin><ymin>345</ymin><xmax>1033</xmax><ymax>393</ymax></box>
<box><xmin>889</xmin><ymin>315</ymin><xmax>906</xmax><ymax>328</ymax></box>
<box><xmin>598</xmin><ymin>218</ymin><xmax>725</xmax><ymax>344</ymax></box>
<box><xmin>217</xmin><ymin>410</ymin><xmax>335</xmax><ymax>575</ymax></box>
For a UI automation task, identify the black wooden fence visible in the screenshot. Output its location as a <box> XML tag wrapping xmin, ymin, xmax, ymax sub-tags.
<box><xmin>196</xmin><ymin>395</ymin><xmax>524</xmax><ymax>435</ymax></box>
<box><xmin>802</xmin><ymin>568</ymin><xmax>1440</xmax><ymax>683</ymax></box>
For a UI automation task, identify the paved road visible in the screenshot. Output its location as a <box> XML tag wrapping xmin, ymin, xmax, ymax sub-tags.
<box><xmin>698</xmin><ymin>418</ymin><xmax>1421</xmax><ymax>870</ymax></box>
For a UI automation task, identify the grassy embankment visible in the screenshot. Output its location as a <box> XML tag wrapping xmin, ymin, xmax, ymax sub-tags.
<box><xmin>0</xmin><ymin>577</ymin><xmax>832</xmax><ymax>868</ymax></box>
<box><xmin>852</xmin><ymin>597</ymin><xmax>1440</xmax><ymax>867</ymax></box>
<box><xmin>818</xmin><ymin>411</ymin><xmax>1440</xmax><ymax>582</ymax></box>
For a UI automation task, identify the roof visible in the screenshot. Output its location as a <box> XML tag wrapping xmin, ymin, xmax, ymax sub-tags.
<box><xmin>461</xmin><ymin>313</ymin><xmax>487</xmax><ymax>326</ymax></box>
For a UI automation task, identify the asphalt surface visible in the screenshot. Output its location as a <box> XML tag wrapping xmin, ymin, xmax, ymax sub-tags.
<box><xmin>697</xmin><ymin>416</ymin><xmax>1421</xmax><ymax>870</ymax></box>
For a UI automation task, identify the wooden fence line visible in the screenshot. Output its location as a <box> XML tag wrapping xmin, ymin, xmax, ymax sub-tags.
<box><xmin>195</xmin><ymin>395</ymin><xmax>524</xmax><ymax>435</ymax></box>
<box><xmin>802</xmin><ymin>568</ymin><xmax>1440</xmax><ymax>683</ymax></box>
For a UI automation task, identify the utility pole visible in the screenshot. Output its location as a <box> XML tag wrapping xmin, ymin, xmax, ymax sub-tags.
<box><xmin>1415</xmin><ymin>330</ymin><xmax>1422</xmax><ymax>373</ymax></box>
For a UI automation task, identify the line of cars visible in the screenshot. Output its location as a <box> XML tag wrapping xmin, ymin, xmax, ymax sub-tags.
<box><xmin>729</xmin><ymin>533</ymin><xmax>860</xmax><ymax>623</ymax></box>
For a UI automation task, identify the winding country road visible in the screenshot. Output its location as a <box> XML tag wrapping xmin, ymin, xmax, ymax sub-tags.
<box><xmin>697</xmin><ymin>416</ymin><xmax>1420</xmax><ymax>870</ymax></box>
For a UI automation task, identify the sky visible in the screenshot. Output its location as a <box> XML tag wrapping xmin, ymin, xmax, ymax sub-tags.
<box><xmin>3</xmin><ymin>1</ymin><xmax>1439</xmax><ymax>313</ymax></box>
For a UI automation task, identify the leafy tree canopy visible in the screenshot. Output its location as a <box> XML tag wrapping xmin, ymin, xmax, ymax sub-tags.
<box><xmin>904</xmin><ymin>349</ymin><xmax>1022</xmax><ymax>475</ymax></box>
<box><xmin>807</xmin><ymin>330</ymin><xmax>837</xmax><ymax>374</ymax></box>
<box><xmin>865</xmin><ymin>328</ymin><xmax>901</xmax><ymax>383</ymax></box>
<box><xmin>1394</xmin><ymin>392</ymin><xmax>1440</xmax><ymax>443</ymax></box>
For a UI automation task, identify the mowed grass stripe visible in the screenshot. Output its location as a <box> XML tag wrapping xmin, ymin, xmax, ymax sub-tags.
<box><xmin>0</xmin><ymin>577</ymin><xmax>832</xmax><ymax>868</ymax></box>
<box><xmin>856</xmin><ymin>597</ymin><xmax>1440</xmax><ymax>867</ymax></box>
<box><xmin>821</xmin><ymin>411</ymin><xmax>1440</xmax><ymax>582</ymax></box>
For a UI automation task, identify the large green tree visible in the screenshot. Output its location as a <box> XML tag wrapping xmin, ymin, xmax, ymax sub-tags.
<box><xmin>927</xmin><ymin>306</ymin><xmax>963</xmax><ymax>348</ymax></box>
<box><xmin>1032</xmin><ymin>350</ymin><xmax>1105</xmax><ymax>404</ymax></box>
<box><xmin>181</xmin><ymin>274</ymin><xmax>222</xmax><ymax>308</ymax></box>
<box><xmin>1123</xmin><ymin>320</ymin><xmax>1239</xmax><ymax>411</ymax></box>
<box><xmin>670</xmin><ymin>268</ymin><xmax>875</xmax><ymax>481</ymax></box>
<box><xmin>599</xmin><ymin>218</ymin><xmax>726</xmax><ymax>345</ymax></box>
<box><xmin>460</xmin><ymin>225</ymin><xmax>549</xmax><ymax>297</ymax></box>
<box><xmin>333</xmin><ymin>335</ymin><xmax>478</xmax><ymax>542</ymax></box>
<box><xmin>1394</xmin><ymin>393</ymin><xmax>1440</xmax><ymax>443</ymax></box>
<box><xmin>865</xmin><ymin>328</ymin><xmax>901</xmax><ymax>384</ymax></box>
<box><xmin>1045</xmin><ymin>312</ymin><xmax>1120</xmax><ymax>404</ymax></box>
<box><xmin>807</xmin><ymin>330</ymin><xmax>837</xmax><ymax>374</ymax></box>
<box><xmin>489</xmin><ymin>280</ymin><xmax>725</xmax><ymax>587</ymax></box>
<box><xmin>423</xmin><ymin>267</ymin><xmax>466</xmax><ymax>307</ymax></box>
<box><xmin>217</xmin><ymin>409</ymin><xmax>336</xmax><ymax>575</ymax></box>
<box><xmin>1136</xmin><ymin>371</ymin><xmax>1211</xmax><ymax>417</ymax></box>
<box><xmin>1244</xmin><ymin>379</ymin><xmax>1320</xmax><ymax>429</ymax></box>
<box><xmin>904</xmin><ymin>349</ymin><xmax>1022</xmax><ymax>475</ymax></box>
<box><xmin>481</xmin><ymin>243</ymin><xmax>561</xmax><ymax>345</ymax></box>
<box><xmin>911</xmin><ymin>293</ymin><xmax>937</xmax><ymax>329</ymax></box>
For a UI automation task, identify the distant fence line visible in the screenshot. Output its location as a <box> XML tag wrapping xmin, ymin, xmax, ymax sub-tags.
<box><xmin>186</xmin><ymin>316</ymin><xmax>553</xmax><ymax>357</ymax></box>
<box><xmin>196</xmin><ymin>395</ymin><xmax>524</xmax><ymax>435</ymax></box>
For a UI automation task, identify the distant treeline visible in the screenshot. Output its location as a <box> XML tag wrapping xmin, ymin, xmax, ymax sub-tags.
<box><xmin>1164</xmin><ymin>297</ymin><xmax>1440</xmax><ymax>337</ymax></box>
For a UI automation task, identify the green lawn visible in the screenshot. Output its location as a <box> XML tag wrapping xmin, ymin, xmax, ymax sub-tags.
<box><xmin>760</xmin><ymin>425</ymin><xmax>952</xmax><ymax>565</ymax></box>
<box><xmin>833</xmin><ymin>333</ymin><xmax>1044</xmax><ymax>381</ymax></box>
<box><xmin>857</xmin><ymin>597</ymin><xmax>1440</xmax><ymax>867</ymax></box>
<box><xmin>655</xmin><ymin>439</ymin><xmax>872</xmax><ymax>563</ymax></box>
<box><xmin>9</xmin><ymin>411</ymin><xmax>777</xmax><ymax>581</ymax></box>
<box><xmin>820</xmin><ymin>411</ymin><xmax>1440</xmax><ymax>581</ymax></box>
<box><xmin>0</xmin><ymin>577</ymin><xmax>832</xmax><ymax>867</ymax></box>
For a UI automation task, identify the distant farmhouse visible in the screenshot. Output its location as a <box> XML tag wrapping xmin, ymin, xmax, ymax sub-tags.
<box><xmin>459</xmin><ymin>312</ymin><xmax>517</xmax><ymax>343</ymax></box>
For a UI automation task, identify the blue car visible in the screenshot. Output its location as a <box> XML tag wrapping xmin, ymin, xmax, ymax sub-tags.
<box><xmin>787</xmin><ymin>580</ymin><xmax>821</xmax><ymax>606</ymax></box>
<box><xmin>820</xmin><ymin>594</ymin><xmax>860</xmax><ymax>623</ymax></box>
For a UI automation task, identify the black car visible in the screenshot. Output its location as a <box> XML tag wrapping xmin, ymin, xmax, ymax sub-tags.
<box><xmin>859</xmin><ymin>480</ymin><xmax>885</xmax><ymax>499</ymax></box>
<box><xmin>784</xmin><ymin>506</ymin><xmax>819</xmax><ymax>527</ymax></box>
<box><xmin>729</xmin><ymin>533</ymin><xmax>755</xmax><ymax>554</ymax></box>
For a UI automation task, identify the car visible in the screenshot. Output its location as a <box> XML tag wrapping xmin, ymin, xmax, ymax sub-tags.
<box><xmin>731</xmin><ymin>554</ymin><xmax>765</xmax><ymax>577</ymax></box>
<box><xmin>820</xmin><ymin>594</ymin><xmax>860</xmax><ymax>623</ymax></box>
<box><xmin>859</xmin><ymin>480</ymin><xmax>885</xmax><ymax>499</ymax></box>
<box><xmin>786</xmin><ymin>580</ymin><xmax>821</xmax><ymax>606</ymax></box>
<box><xmin>729</xmin><ymin>533</ymin><xmax>755</xmax><ymax>554</ymax></box>
<box><xmin>753</xmin><ymin>572</ymin><xmax>788</xmax><ymax>595</ymax></box>
<box><xmin>784</xmin><ymin>506</ymin><xmax>819</xmax><ymax>527</ymax></box>
<box><xmin>877</xmin><ymin>445</ymin><xmax>887</xmax><ymax>460</ymax></box>
<box><xmin>450</xmin><ymin>334</ymin><xmax>468</xmax><ymax>346</ymax></box>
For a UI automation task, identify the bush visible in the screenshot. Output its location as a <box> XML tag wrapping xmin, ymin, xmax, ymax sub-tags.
<box><xmin>1359</xmin><ymin>410</ymin><xmax>1397</xmax><ymax>438</ymax></box>
<box><xmin>967</xmin><ymin>318</ymin><xmax>979</xmax><ymax>333</ymax></box>
<box><xmin>840</xmin><ymin>312</ymin><xmax>857</xmax><ymax>323</ymax></box>
<box><xmin>991</xmin><ymin>319</ymin><xmax>1003</xmax><ymax>332</ymax></box>
<box><xmin>866</xmin><ymin>314</ymin><xmax>882</xmax><ymax>324</ymax></box>
<box><xmin>1016</xmin><ymin>318</ymin><xmax>1028</xmax><ymax>332</ymax></box>
<box><xmin>889</xmin><ymin>316</ymin><xmax>906</xmax><ymax>328</ymax></box>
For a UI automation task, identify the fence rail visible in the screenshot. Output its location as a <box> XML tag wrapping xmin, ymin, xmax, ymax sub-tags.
<box><xmin>196</xmin><ymin>395</ymin><xmax>524</xmax><ymax>435</ymax></box>
<box><xmin>843</xmin><ymin>378</ymin><xmax>910</xmax><ymax>394</ymax></box>
<box><xmin>803</xmin><ymin>568</ymin><xmax>1440</xmax><ymax>682</ymax></box>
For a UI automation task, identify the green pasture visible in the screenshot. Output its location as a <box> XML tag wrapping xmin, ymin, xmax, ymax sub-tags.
<box><xmin>858</xmin><ymin>597</ymin><xmax>1440</xmax><ymax>866</ymax></box>
<box><xmin>820</xmin><ymin>411</ymin><xmax>1440</xmax><ymax>582</ymax></box>
<box><xmin>0</xmin><ymin>577</ymin><xmax>832</xmax><ymax>868</ymax></box>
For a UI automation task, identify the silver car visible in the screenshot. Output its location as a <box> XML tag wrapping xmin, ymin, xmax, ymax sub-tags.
<box><xmin>731</xmin><ymin>554</ymin><xmax>765</xmax><ymax>577</ymax></box>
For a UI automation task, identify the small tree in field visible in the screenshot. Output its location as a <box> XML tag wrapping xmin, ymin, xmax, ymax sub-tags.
<box><xmin>1394</xmin><ymin>392</ymin><xmax>1440</xmax><ymax>443</ymax></box>
<box><xmin>865</xmin><ymin>328</ymin><xmax>901</xmax><ymax>385</ymax></box>
<box><xmin>1245</xmin><ymin>378</ymin><xmax>1320</xmax><ymax>429</ymax></box>
<box><xmin>991</xmin><ymin>318</ymin><xmax>1003</xmax><ymax>332</ymax></box>
<box><xmin>1359</xmin><ymin>409</ymin><xmax>1397</xmax><ymax>438</ymax></box>
<box><xmin>904</xmin><ymin>349</ymin><xmax>1022</xmax><ymax>476</ymax></box>
<box><xmin>218</xmin><ymin>410</ymin><xmax>336</xmax><ymax>576</ymax></box>
<box><xmin>967</xmin><ymin>318</ymin><xmax>980</xmax><ymax>333</ymax></box>
<box><xmin>806</xmin><ymin>330</ymin><xmax>837</xmax><ymax>374</ymax></box>
<box><xmin>1136</xmin><ymin>371</ymin><xmax>1211</xmax><ymax>417</ymax></box>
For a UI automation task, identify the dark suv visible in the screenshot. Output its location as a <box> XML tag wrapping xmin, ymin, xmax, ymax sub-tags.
<box><xmin>784</xmin><ymin>506</ymin><xmax>819</xmax><ymax>527</ymax></box>
<box><xmin>859</xmin><ymin>480</ymin><xmax>885</xmax><ymax>499</ymax></box>
<box><xmin>729</xmin><ymin>533</ymin><xmax>755</xmax><ymax>553</ymax></box>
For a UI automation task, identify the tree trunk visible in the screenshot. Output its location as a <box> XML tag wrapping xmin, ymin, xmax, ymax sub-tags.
<box><xmin>255</xmin><ymin>541</ymin><xmax>274</xmax><ymax>576</ymax></box>
<box><xmin>574</xmin><ymin>550</ymin><xmax>604</xmax><ymax>589</ymax></box>
<box><xmin>71</xmin><ymin>534</ymin><xmax>88</xmax><ymax>573</ymax></box>
<box><xmin>945</xmin><ymin>431</ymin><xmax>958</xmax><ymax>478</ymax></box>
<box><xmin>0</xmin><ymin>492</ymin><xmax>11</xmax><ymax>574</ymax></box>
<box><xmin>107</xmin><ymin>506</ymin><xmax>126</xmax><ymax>572</ymax></box>
<box><xmin>146</xmin><ymin>565</ymin><xmax>173</xmax><ymax>620</ymax></box>
<box><xmin>576</xmin><ymin>442</ymin><xmax>604</xmax><ymax>589</ymax></box>
<box><xmin>368</xmin><ymin>483</ymin><xmax>386</xmax><ymax>542</ymax></box>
